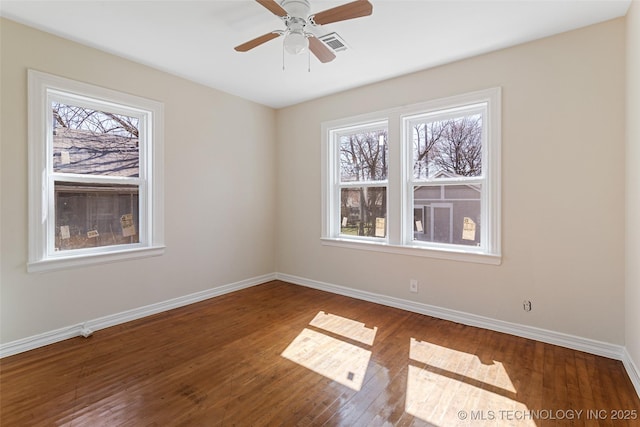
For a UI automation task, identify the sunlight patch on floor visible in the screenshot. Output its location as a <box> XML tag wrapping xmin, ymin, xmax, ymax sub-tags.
<box><xmin>309</xmin><ymin>311</ymin><xmax>377</xmax><ymax>346</ymax></box>
<box><xmin>409</xmin><ymin>338</ymin><xmax>516</xmax><ymax>393</ymax></box>
<box><xmin>282</xmin><ymin>328</ymin><xmax>371</xmax><ymax>390</ymax></box>
<box><xmin>406</xmin><ymin>339</ymin><xmax>535</xmax><ymax>426</ymax></box>
<box><xmin>281</xmin><ymin>312</ymin><xmax>376</xmax><ymax>391</ymax></box>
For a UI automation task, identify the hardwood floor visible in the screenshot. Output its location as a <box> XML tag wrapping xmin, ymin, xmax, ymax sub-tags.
<box><xmin>1</xmin><ymin>280</ymin><xmax>638</xmax><ymax>426</ymax></box>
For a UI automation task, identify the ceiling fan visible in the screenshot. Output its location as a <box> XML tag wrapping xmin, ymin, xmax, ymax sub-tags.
<box><xmin>234</xmin><ymin>0</ymin><xmax>373</xmax><ymax>63</ymax></box>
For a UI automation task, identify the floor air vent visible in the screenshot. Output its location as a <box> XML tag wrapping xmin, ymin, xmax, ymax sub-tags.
<box><xmin>318</xmin><ymin>32</ymin><xmax>348</xmax><ymax>53</ymax></box>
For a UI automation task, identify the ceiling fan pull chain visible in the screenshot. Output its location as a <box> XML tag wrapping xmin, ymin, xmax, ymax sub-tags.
<box><xmin>308</xmin><ymin>49</ymin><xmax>311</xmax><ymax>73</ymax></box>
<box><xmin>282</xmin><ymin>42</ymin><xmax>285</xmax><ymax>71</ymax></box>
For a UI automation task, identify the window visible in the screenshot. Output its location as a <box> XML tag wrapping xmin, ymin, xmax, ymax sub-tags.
<box><xmin>335</xmin><ymin>122</ymin><xmax>388</xmax><ymax>239</ymax></box>
<box><xmin>406</xmin><ymin>105</ymin><xmax>486</xmax><ymax>248</ymax></box>
<box><xmin>28</xmin><ymin>70</ymin><xmax>164</xmax><ymax>272</ymax></box>
<box><xmin>322</xmin><ymin>88</ymin><xmax>501</xmax><ymax>264</ymax></box>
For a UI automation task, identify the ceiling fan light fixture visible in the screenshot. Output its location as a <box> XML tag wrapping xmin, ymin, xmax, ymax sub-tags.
<box><xmin>284</xmin><ymin>30</ymin><xmax>308</xmax><ymax>55</ymax></box>
<box><xmin>235</xmin><ymin>0</ymin><xmax>373</xmax><ymax>64</ymax></box>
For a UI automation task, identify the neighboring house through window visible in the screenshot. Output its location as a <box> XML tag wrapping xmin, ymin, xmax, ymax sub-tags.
<box><xmin>28</xmin><ymin>70</ymin><xmax>165</xmax><ymax>272</ymax></box>
<box><xmin>322</xmin><ymin>88</ymin><xmax>501</xmax><ymax>264</ymax></box>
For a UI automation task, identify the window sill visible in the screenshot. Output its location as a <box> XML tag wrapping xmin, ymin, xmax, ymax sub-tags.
<box><xmin>27</xmin><ymin>245</ymin><xmax>166</xmax><ymax>273</ymax></box>
<box><xmin>320</xmin><ymin>238</ymin><xmax>501</xmax><ymax>265</ymax></box>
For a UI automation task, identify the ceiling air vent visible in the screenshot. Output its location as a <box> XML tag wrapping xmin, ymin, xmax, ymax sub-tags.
<box><xmin>318</xmin><ymin>32</ymin><xmax>348</xmax><ymax>53</ymax></box>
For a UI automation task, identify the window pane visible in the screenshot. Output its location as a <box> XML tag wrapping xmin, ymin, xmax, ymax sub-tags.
<box><xmin>340</xmin><ymin>187</ymin><xmax>387</xmax><ymax>238</ymax></box>
<box><xmin>52</xmin><ymin>102</ymin><xmax>139</xmax><ymax>177</ymax></box>
<box><xmin>412</xmin><ymin>114</ymin><xmax>482</xmax><ymax>179</ymax></box>
<box><xmin>413</xmin><ymin>184</ymin><xmax>481</xmax><ymax>246</ymax></box>
<box><xmin>55</xmin><ymin>182</ymin><xmax>139</xmax><ymax>251</ymax></box>
<box><xmin>339</xmin><ymin>129</ymin><xmax>388</xmax><ymax>182</ymax></box>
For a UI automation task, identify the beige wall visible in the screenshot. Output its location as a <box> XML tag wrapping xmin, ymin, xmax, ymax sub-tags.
<box><xmin>0</xmin><ymin>14</ymin><xmax>631</xmax><ymax>353</ymax></box>
<box><xmin>0</xmin><ymin>19</ymin><xmax>277</xmax><ymax>343</ymax></box>
<box><xmin>626</xmin><ymin>0</ymin><xmax>640</xmax><ymax>379</ymax></box>
<box><xmin>276</xmin><ymin>19</ymin><xmax>626</xmax><ymax>344</ymax></box>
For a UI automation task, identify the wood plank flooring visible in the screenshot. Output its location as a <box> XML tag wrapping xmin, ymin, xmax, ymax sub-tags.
<box><xmin>1</xmin><ymin>280</ymin><xmax>639</xmax><ymax>426</ymax></box>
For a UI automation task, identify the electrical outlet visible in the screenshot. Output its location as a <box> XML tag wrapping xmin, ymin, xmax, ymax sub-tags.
<box><xmin>523</xmin><ymin>300</ymin><xmax>532</xmax><ymax>312</ymax></box>
<box><xmin>410</xmin><ymin>279</ymin><xmax>418</xmax><ymax>293</ymax></box>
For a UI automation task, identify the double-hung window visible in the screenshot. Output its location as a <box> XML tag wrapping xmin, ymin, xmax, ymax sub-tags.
<box><xmin>322</xmin><ymin>88</ymin><xmax>501</xmax><ymax>264</ymax></box>
<box><xmin>334</xmin><ymin>121</ymin><xmax>389</xmax><ymax>240</ymax></box>
<box><xmin>28</xmin><ymin>70</ymin><xmax>165</xmax><ymax>272</ymax></box>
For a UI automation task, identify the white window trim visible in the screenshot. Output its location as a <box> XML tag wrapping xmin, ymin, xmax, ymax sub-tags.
<box><xmin>28</xmin><ymin>70</ymin><xmax>165</xmax><ymax>272</ymax></box>
<box><xmin>321</xmin><ymin>88</ymin><xmax>501</xmax><ymax>265</ymax></box>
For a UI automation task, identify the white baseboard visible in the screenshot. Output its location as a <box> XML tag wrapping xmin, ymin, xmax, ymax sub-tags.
<box><xmin>276</xmin><ymin>273</ymin><xmax>626</xmax><ymax>361</ymax></box>
<box><xmin>3</xmin><ymin>270</ymin><xmax>638</xmax><ymax>400</ymax></box>
<box><xmin>277</xmin><ymin>272</ymin><xmax>640</xmax><ymax>400</ymax></box>
<box><xmin>0</xmin><ymin>273</ymin><xmax>276</xmax><ymax>358</ymax></box>
<box><xmin>622</xmin><ymin>348</ymin><xmax>640</xmax><ymax>398</ymax></box>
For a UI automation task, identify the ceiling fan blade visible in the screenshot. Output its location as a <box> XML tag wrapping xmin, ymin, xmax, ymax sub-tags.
<box><xmin>256</xmin><ymin>0</ymin><xmax>288</xmax><ymax>17</ymax></box>
<box><xmin>310</xmin><ymin>0</ymin><xmax>373</xmax><ymax>26</ymax></box>
<box><xmin>308</xmin><ymin>36</ymin><xmax>336</xmax><ymax>63</ymax></box>
<box><xmin>234</xmin><ymin>32</ymin><xmax>281</xmax><ymax>52</ymax></box>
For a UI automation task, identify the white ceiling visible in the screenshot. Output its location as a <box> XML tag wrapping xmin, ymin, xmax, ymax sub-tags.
<box><xmin>0</xmin><ymin>0</ymin><xmax>631</xmax><ymax>108</ymax></box>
